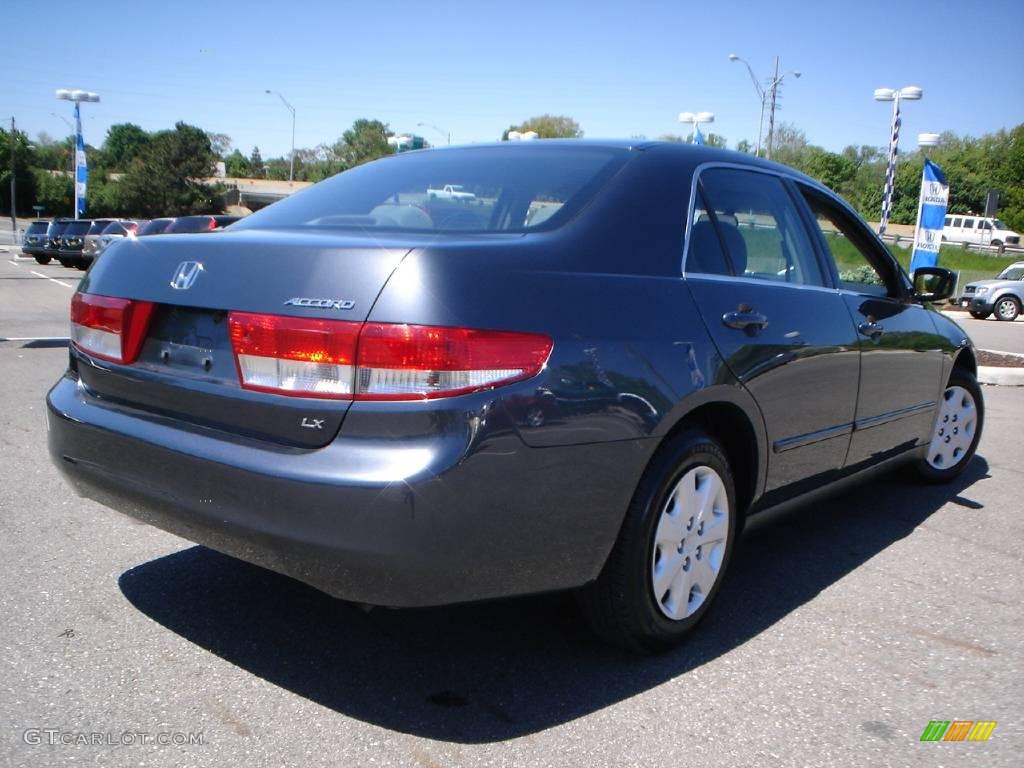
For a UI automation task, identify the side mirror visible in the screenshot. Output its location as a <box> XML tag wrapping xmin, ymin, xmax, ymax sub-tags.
<box><xmin>912</xmin><ymin>266</ymin><xmax>956</xmax><ymax>302</ymax></box>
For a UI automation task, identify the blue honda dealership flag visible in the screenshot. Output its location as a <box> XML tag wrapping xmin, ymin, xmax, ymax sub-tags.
<box><xmin>909</xmin><ymin>159</ymin><xmax>947</xmax><ymax>274</ymax></box>
<box><xmin>692</xmin><ymin>126</ymin><xmax>705</xmax><ymax>146</ymax></box>
<box><xmin>74</xmin><ymin>103</ymin><xmax>88</xmax><ymax>216</ymax></box>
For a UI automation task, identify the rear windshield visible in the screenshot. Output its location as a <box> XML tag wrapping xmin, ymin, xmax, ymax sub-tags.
<box><xmin>166</xmin><ymin>217</ymin><xmax>214</xmax><ymax>233</ymax></box>
<box><xmin>27</xmin><ymin>221</ymin><xmax>49</xmax><ymax>234</ymax></box>
<box><xmin>64</xmin><ymin>221</ymin><xmax>92</xmax><ymax>235</ymax></box>
<box><xmin>231</xmin><ymin>145</ymin><xmax>629</xmax><ymax>234</ymax></box>
<box><xmin>137</xmin><ymin>219</ymin><xmax>172</xmax><ymax>235</ymax></box>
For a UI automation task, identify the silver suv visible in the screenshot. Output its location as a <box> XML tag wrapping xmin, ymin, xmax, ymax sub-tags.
<box><xmin>960</xmin><ymin>261</ymin><xmax>1024</xmax><ymax>320</ymax></box>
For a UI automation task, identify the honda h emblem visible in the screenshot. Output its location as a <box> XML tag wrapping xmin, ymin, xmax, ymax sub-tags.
<box><xmin>170</xmin><ymin>261</ymin><xmax>204</xmax><ymax>290</ymax></box>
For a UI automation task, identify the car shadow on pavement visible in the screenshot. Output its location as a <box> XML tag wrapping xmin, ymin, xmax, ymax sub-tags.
<box><xmin>119</xmin><ymin>458</ymin><xmax>990</xmax><ymax>743</ymax></box>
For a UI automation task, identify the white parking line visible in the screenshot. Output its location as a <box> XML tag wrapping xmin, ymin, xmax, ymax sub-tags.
<box><xmin>29</xmin><ymin>270</ymin><xmax>75</xmax><ymax>289</ymax></box>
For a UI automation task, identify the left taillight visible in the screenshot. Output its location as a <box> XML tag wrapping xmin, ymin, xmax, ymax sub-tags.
<box><xmin>70</xmin><ymin>292</ymin><xmax>155</xmax><ymax>364</ymax></box>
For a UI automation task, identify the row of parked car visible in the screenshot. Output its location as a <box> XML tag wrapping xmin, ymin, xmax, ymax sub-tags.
<box><xmin>20</xmin><ymin>215</ymin><xmax>240</xmax><ymax>270</ymax></box>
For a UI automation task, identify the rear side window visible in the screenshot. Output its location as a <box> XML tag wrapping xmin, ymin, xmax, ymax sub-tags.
<box><xmin>963</xmin><ymin>218</ymin><xmax>975</xmax><ymax>229</ymax></box>
<box><xmin>695</xmin><ymin>168</ymin><xmax>825</xmax><ymax>287</ymax></box>
<box><xmin>231</xmin><ymin>146</ymin><xmax>629</xmax><ymax>234</ymax></box>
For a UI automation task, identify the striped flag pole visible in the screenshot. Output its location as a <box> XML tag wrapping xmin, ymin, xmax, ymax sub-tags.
<box><xmin>878</xmin><ymin>96</ymin><xmax>901</xmax><ymax>236</ymax></box>
<box><xmin>74</xmin><ymin>102</ymin><xmax>87</xmax><ymax>219</ymax></box>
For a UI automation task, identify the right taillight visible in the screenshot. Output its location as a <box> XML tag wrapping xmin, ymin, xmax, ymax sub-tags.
<box><xmin>227</xmin><ymin>313</ymin><xmax>552</xmax><ymax>401</ymax></box>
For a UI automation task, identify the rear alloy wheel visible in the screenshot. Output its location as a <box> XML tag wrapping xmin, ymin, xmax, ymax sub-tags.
<box><xmin>916</xmin><ymin>367</ymin><xmax>983</xmax><ymax>483</ymax></box>
<box><xmin>579</xmin><ymin>430</ymin><xmax>737</xmax><ymax>652</ymax></box>
<box><xmin>968</xmin><ymin>311</ymin><xmax>991</xmax><ymax>320</ymax></box>
<box><xmin>994</xmin><ymin>296</ymin><xmax>1020</xmax><ymax>321</ymax></box>
<box><xmin>34</xmin><ymin>256</ymin><xmax>52</xmax><ymax>265</ymax></box>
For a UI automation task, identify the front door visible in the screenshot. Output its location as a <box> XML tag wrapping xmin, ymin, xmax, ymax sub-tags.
<box><xmin>684</xmin><ymin>168</ymin><xmax>860</xmax><ymax>498</ymax></box>
<box><xmin>797</xmin><ymin>186</ymin><xmax>946</xmax><ymax>467</ymax></box>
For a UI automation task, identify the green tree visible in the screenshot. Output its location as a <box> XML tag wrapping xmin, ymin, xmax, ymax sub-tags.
<box><xmin>333</xmin><ymin>119</ymin><xmax>392</xmax><ymax>168</ymax></box>
<box><xmin>249</xmin><ymin>146</ymin><xmax>265</xmax><ymax>177</ymax></box>
<box><xmin>502</xmin><ymin>115</ymin><xmax>583</xmax><ymax>140</ymax></box>
<box><xmin>224</xmin><ymin>149</ymin><xmax>251</xmax><ymax>178</ymax></box>
<box><xmin>117</xmin><ymin>122</ymin><xmax>221</xmax><ymax>217</ymax></box>
<box><xmin>0</xmin><ymin>126</ymin><xmax>37</xmax><ymax>216</ymax></box>
<box><xmin>103</xmin><ymin>123</ymin><xmax>151</xmax><ymax>171</ymax></box>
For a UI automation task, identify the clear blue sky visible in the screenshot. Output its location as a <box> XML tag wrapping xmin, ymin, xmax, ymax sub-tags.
<box><xmin>4</xmin><ymin>0</ymin><xmax>1023</xmax><ymax>158</ymax></box>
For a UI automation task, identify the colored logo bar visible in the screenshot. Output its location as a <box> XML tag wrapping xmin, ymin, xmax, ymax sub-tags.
<box><xmin>920</xmin><ymin>720</ymin><xmax>997</xmax><ymax>742</ymax></box>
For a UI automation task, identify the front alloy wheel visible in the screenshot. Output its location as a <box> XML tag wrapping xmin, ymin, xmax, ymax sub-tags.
<box><xmin>995</xmin><ymin>296</ymin><xmax>1020</xmax><ymax>321</ymax></box>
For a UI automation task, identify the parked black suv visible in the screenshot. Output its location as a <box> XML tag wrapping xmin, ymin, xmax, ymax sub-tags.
<box><xmin>57</xmin><ymin>220</ymin><xmax>93</xmax><ymax>269</ymax></box>
<box><xmin>41</xmin><ymin>218</ymin><xmax>74</xmax><ymax>264</ymax></box>
<box><xmin>21</xmin><ymin>221</ymin><xmax>51</xmax><ymax>262</ymax></box>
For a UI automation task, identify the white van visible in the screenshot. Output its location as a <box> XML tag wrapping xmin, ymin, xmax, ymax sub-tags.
<box><xmin>942</xmin><ymin>215</ymin><xmax>1020</xmax><ymax>247</ymax></box>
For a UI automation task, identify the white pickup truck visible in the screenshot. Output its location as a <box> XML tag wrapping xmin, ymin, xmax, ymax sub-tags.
<box><xmin>426</xmin><ymin>184</ymin><xmax>476</xmax><ymax>201</ymax></box>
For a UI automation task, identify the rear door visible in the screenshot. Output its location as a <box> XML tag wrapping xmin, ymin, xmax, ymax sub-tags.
<box><xmin>684</xmin><ymin>167</ymin><xmax>860</xmax><ymax>499</ymax></box>
<box><xmin>795</xmin><ymin>184</ymin><xmax>945</xmax><ymax>467</ymax></box>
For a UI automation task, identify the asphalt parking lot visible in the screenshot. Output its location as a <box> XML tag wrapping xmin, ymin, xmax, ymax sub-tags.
<box><xmin>0</xmin><ymin>252</ymin><xmax>1021</xmax><ymax>767</ymax></box>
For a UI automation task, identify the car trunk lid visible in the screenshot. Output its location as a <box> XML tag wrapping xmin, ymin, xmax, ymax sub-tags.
<box><xmin>73</xmin><ymin>229</ymin><xmax>412</xmax><ymax>447</ymax></box>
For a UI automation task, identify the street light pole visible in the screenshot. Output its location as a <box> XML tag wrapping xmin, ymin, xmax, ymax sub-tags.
<box><xmin>729</xmin><ymin>53</ymin><xmax>800</xmax><ymax>159</ymax></box>
<box><xmin>678</xmin><ymin>111</ymin><xmax>715</xmax><ymax>144</ymax></box>
<box><xmin>729</xmin><ymin>54</ymin><xmax>765</xmax><ymax>156</ymax></box>
<box><xmin>8</xmin><ymin>117</ymin><xmax>15</xmax><ymax>236</ymax></box>
<box><xmin>874</xmin><ymin>86</ymin><xmax>923</xmax><ymax>236</ymax></box>
<box><xmin>265</xmin><ymin>90</ymin><xmax>296</xmax><ymax>181</ymax></box>
<box><xmin>55</xmin><ymin>89</ymin><xmax>100</xmax><ymax>220</ymax></box>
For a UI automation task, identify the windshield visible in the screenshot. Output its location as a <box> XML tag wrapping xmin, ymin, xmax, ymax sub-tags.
<box><xmin>138</xmin><ymin>219</ymin><xmax>172</xmax><ymax>235</ymax></box>
<box><xmin>997</xmin><ymin>266</ymin><xmax>1024</xmax><ymax>280</ymax></box>
<box><xmin>993</xmin><ymin>219</ymin><xmax>1007</xmax><ymax>229</ymax></box>
<box><xmin>231</xmin><ymin>145</ymin><xmax>629</xmax><ymax>234</ymax></box>
<box><xmin>27</xmin><ymin>222</ymin><xmax>49</xmax><ymax>235</ymax></box>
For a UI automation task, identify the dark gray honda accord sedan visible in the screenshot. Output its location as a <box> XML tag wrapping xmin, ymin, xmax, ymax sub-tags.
<box><xmin>47</xmin><ymin>141</ymin><xmax>983</xmax><ymax>652</ymax></box>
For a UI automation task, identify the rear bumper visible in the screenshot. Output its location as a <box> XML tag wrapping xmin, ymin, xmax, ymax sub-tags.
<box><xmin>47</xmin><ymin>374</ymin><xmax>650</xmax><ymax>607</ymax></box>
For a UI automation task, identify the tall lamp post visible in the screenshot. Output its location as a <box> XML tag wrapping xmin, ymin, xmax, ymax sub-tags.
<box><xmin>874</xmin><ymin>86</ymin><xmax>923</xmax><ymax>236</ymax></box>
<box><xmin>6</xmin><ymin>116</ymin><xmax>15</xmax><ymax>235</ymax></box>
<box><xmin>728</xmin><ymin>54</ymin><xmax>799</xmax><ymax>159</ymax></box>
<box><xmin>265</xmin><ymin>90</ymin><xmax>296</xmax><ymax>181</ymax></box>
<box><xmin>417</xmin><ymin>122</ymin><xmax>450</xmax><ymax>146</ymax></box>
<box><xmin>55</xmin><ymin>89</ymin><xmax>99</xmax><ymax>220</ymax></box>
<box><xmin>678</xmin><ymin>111</ymin><xmax>715</xmax><ymax>144</ymax></box>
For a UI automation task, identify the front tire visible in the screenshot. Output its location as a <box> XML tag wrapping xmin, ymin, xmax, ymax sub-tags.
<box><xmin>34</xmin><ymin>256</ymin><xmax>52</xmax><ymax>265</ymax></box>
<box><xmin>995</xmin><ymin>296</ymin><xmax>1020</xmax><ymax>321</ymax></box>
<box><xmin>968</xmin><ymin>311</ymin><xmax>991</xmax><ymax>320</ymax></box>
<box><xmin>915</xmin><ymin>367</ymin><xmax>983</xmax><ymax>483</ymax></box>
<box><xmin>579</xmin><ymin>430</ymin><xmax>738</xmax><ymax>653</ymax></box>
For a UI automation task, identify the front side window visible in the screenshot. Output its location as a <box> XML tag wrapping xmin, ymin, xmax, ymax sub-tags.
<box><xmin>799</xmin><ymin>187</ymin><xmax>898</xmax><ymax>298</ymax></box>
<box><xmin>695</xmin><ymin>168</ymin><xmax>825</xmax><ymax>286</ymax></box>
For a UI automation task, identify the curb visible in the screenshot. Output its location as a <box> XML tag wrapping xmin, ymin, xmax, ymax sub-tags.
<box><xmin>978</xmin><ymin>365</ymin><xmax>1024</xmax><ymax>386</ymax></box>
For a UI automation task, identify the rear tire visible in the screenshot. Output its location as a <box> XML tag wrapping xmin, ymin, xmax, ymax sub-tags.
<box><xmin>968</xmin><ymin>310</ymin><xmax>991</xmax><ymax>320</ymax></box>
<box><xmin>57</xmin><ymin>258</ymin><xmax>73</xmax><ymax>268</ymax></box>
<box><xmin>994</xmin><ymin>296</ymin><xmax>1020</xmax><ymax>321</ymax></box>
<box><xmin>34</xmin><ymin>256</ymin><xmax>51</xmax><ymax>265</ymax></box>
<box><xmin>578</xmin><ymin>429</ymin><xmax>737</xmax><ymax>653</ymax></box>
<box><xmin>914</xmin><ymin>367</ymin><xmax>983</xmax><ymax>483</ymax></box>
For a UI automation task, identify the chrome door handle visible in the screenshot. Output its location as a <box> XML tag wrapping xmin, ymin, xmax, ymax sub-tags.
<box><xmin>858</xmin><ymin>321</ymin><xmax>885</xmax><ymax>339</ymax></box>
